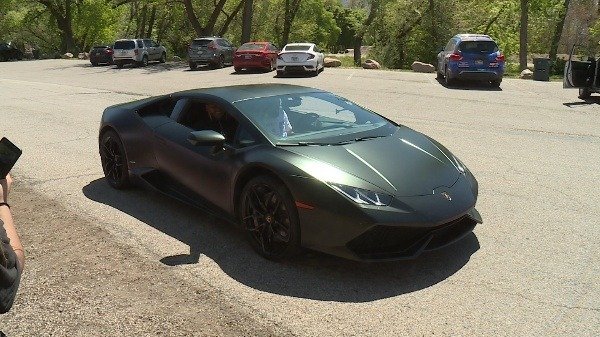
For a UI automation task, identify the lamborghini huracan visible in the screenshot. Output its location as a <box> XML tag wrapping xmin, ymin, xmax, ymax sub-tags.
<box><xmin>99</xmin><ymin>84</ymin><xmax>482</xmax><ymax>261</ymax></box>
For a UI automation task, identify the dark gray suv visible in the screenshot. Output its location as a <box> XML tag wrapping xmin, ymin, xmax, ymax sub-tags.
<box><xmin>187</xmin><ymin>37</ymin><xmax>235</xmax><ymax>70</ymax></box>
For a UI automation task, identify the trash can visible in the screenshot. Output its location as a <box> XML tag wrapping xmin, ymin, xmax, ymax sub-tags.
<box><xmin>533</xmin><ymin>57</ymin><xmax>550</xmax><ymax>81</ymax></box>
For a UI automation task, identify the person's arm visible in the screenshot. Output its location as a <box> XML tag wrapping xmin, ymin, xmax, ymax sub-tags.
<box><xmin>0</xmin><ymin>174</ymin><xmax>24</xmax><ymax>272</ymax></box>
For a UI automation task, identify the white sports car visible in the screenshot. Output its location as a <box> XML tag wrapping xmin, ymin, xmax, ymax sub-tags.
<box><xmin>276</xmin><ymin>43</ymin><xmax>325</xmax><ymax>77</ymax></box>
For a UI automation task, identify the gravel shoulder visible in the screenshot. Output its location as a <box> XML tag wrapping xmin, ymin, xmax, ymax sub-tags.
<box><xmin>1</xmin><ymin>181</ymin><xmax>285</xmax><ymax>337</ymax></box>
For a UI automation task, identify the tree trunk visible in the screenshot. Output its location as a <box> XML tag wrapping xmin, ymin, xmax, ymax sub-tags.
<box><xmin>139</xmin><ymin>4</ymin><xmax>148</xmax><ymax>38</ymax></box>
<box><xmin>38</xmin><ymin>0</ymin><xmax>77</xmax><ymax>53</ymax></box>
<box><xmin>241</xmin><ymin>0</ymin><xmax>254</xmax><ymax>43</ymax></box>
<box><xmin>204</xmin><ymin>0</ymin><xmax>228</xmax><ymax>36</ymax></box>
<box><xmin>282</xmin><ymin>0</ymin><xmax>302</xmax><ymax>46</ymax></box>
<box><xmin>146</xmin><ymin>5</ymin><xmax>157</xmax><ymax>39</ymax></box>
<box><xmin>429</xmin><ymin>0</ymin><xmax>437</xmax><ymax>46</ymax></box>
<box><xmin>354</xmin><ymin>0</ymin><xmax>380</xmax><ymax>66</ymax></box>
<box><xmin>219</xmin><ymin>0</ymin><xmax>245</xmax><ymax>37</ymax></box>
<box><xmin>183</xmin><ymin>0</ymin><xmax>204</xmax><ymax>36</ymax></box>
<box><xmin>549</xmin><ymin>0</ymin><xmax>570</xmax><ymax>61</ymax></box>
<box><xmin>519</xmin><ymin>0</ymin><xmax>529</xmax><ymax>71</ymax></box>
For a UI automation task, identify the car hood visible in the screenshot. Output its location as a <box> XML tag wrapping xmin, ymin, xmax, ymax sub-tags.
<box><xmin>284</xmin><ymin>127</ymin><xmax>460</xmax><ymax>197</ymax></box>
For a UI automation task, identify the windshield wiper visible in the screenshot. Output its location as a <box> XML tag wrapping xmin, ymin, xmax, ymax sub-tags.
<box><xmin>277</xmin><ymin>141</ymin><xmax>331</xmax><ymax>146</ymax></box>
<box><xmin>329</xmin><ymin>135</ymin><xmax>387</xmax><ymax>145</ymax></box>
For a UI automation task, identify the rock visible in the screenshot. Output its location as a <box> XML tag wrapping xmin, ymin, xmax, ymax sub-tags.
<box><xmin>520</xmin><ymin>69</ymin><xmax>533</xmax><ymax>79</ymax></box>
<box><xmin>172</xmin><ymin>55</ymin><xmax>182</xmax><ymax>62</ymax></box>
<box><xmin>324</xmin><ymin>57</ymin><xmax>341</xmax><ymax>67</ymax></box>
<box><xmin>362</xmin><ymin>59</ymin><xmax>380</xmax><ymax>69</ymax></box>
<box><xmin>62</xmin><ymin>52</ymin><xmax>73</xmax><ymax>59</ymax></box>
<box><xmin>411</xmin><ymin>61</ymin><xmax>435</xmax><ymax>73</ymax></box>
<box><xmin>77</xmin><ymin>52</ymin><xmax>89</xmax><ymax>60</ymax></box>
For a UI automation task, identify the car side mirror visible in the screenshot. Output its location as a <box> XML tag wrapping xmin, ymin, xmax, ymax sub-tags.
<box><xmin>188</xmin><ymin>130</ymin><xmax>226</xmax><ymax>146</ymax></box>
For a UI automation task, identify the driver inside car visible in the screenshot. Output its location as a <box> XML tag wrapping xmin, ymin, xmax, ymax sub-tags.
<box><xmin>256</xmin><ymin>98</ymin><xmax>293</xmax><ymax>138</ymax></box>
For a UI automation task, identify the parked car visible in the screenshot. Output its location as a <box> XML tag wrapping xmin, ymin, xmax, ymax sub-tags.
<box><xmin>112</xmin><ymin>38</ymin><xmax>166</xmax><ymax>68</ymax></box>
<box><xmin>563</xmin><ymin>44</ymin><xmax>599</xmax><ymax>99</ymax></box>
<box><xmin>98</xmin><ymin>84</ymin><xmax>481</xmax><ymax>261</ymax></box>
<box><xmin>89</xmin><ymin>45</ymin><xmax>114</xmax><ymax>66</ymax></box>
<box><xmin>276</xmin><ymin>43</ymin><xmax>324</xmax><ymax>77</ymax></box>
<box><xmin>233</xmin><ymin>42</ymin><xmax>279</xmax><ymax>72</ymax></box>
<box><xmin>187</xmin><ymin>37</ymin><xmax>235</xmax><ymax>70</ymax></box>
<box><xmin>0</xmin><ymin>42</ymin><xmax>23</xmax><ymax>62</ymax></box>
<box><xmin>437</xmin><ymin>34</ymin><xmax>505</xmax><ymax>87</ymax></box>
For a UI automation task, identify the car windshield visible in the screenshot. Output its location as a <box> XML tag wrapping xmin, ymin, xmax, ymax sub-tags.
<box><xmin>234</xmin><ymin>92</ymin><xmax>398</xmax><ymax>145</ymax></box>
<box><xmin>114</xmin><ymin>41</ymin><xmax>135</xmax><ymax>50</ymax></box>
<box><xmin>459</xmin><ymin>41</ymin><xmax>498</xmax><ymax>54</ymax></box>
<box><xmin>238</xmin><ymin>43</ymin><xmax>265</xmax><ymax>51</ymax></box>
<box><xmin>284</xmin><ymin>45</ymin><xmax>311</xmax><ymax>51</ymax></box>
<box><xmin>192</xmin><ymin>39</ymin><xmax>212</xmax><ymax>47</ymax></box>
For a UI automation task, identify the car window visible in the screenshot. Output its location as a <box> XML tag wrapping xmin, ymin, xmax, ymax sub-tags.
<box><xmin>238</xmin><ymin>43</ymin><xmax>264</xmax><ymax>51</ymax></box>
<box><xmin>136</xmin><ymin>40</ymin><xmax>143</xmax><ymax>48</ymax></box>
<box><xmin>235</xmin><ymin>126</ymin><xmax>258</xmax><ymax>147</ymax></box>
<box><xmin>234</xmin><ymin>92</ymin><xmax>397</xmax><ymax>144</ymax></box>
<box><xmin>217</xmin><ymin>39</ymin><xmax>227</xmax><ymax>47</ymax></box>
<box><xmin>178</xmin><ymin>100</ymin><xmax>238</xmax><ymax>142</ymax></box>
<box><xmin>444</xmin><ymin>40</ymin><xmax>455</xmax><ymax>52</ymax></box>
<box><xmin>114</xmin><ymin>40</ymin><xmax>135</xmax><ymax>50</ymax></box>
<box><xmin>458</xmin><ymin>41</ymin><xmax>499</xmax><ymax>54</ymax></box>
<box><xmin>192</xmin><ymin>39</ymin><xmax>212</xmax><ymax>47</ymax></box>
<box><xmin>284</xmin><ymin>45</ymin><xmax>311</xmax><ymax>51</ymax></box>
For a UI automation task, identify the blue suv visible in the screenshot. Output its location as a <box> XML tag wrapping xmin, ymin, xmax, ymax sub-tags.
<box><xmin>437</xmin><ymin>34</ymin><xmax>505</xmax><ymax>87</ymax></box>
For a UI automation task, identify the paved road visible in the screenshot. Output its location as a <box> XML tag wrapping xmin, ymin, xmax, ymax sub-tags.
<box><xmin>1</xmin><ymin>59</ymin><xmax>598</xmax><ymax>336</ymax></box>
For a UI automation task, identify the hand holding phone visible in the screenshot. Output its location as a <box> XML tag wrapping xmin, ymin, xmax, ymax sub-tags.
<box><xmin>0</xmin><ymin>138</ymin><xmax>22</xmax><ymax>179</ymax></box>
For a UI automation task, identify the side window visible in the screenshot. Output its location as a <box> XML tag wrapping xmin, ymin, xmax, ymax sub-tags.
<box><xmin>136</xmin><ymin>40</ymin><xmax>143</xmax><ymax>48</ymax></box>
<box><xmin>143</xmin><ymin>39</ymin><xmax>152</xmax><ymax>48</ymax></box>
<box><xmin>235</xmin><ymin>126</ymin><xmax>258</xmax><ymax>148</ymax></box>
<box><xmin>177</xmin><ymin>100</ymin><xmax>239</xmax><ymax>142</ymax></box>
<box><xmin>217</xmin><ymin>39</ymin><xmax>227</xmax><ymax>47</ymax></box>
<box><xmin>444</xmin><ymin>40</ymin><xmax>454</xmax><ymax>52</ymax></box>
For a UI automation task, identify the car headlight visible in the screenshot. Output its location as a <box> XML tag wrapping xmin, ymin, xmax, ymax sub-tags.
<box><xmin>329</xmin><ymin>183</ymin><xmax>392</xmax><ymax>206</ymax></box>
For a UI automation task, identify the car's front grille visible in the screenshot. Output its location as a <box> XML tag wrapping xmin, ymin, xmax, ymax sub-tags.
<box><xmin>347</xmin><ymin>216</ymin><xmax>477</xmax><ymax>259</ymax></box>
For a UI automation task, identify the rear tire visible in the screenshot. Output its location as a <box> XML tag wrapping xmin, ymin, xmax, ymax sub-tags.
<box><xmin>240</xmin><ymin>175</ymin><xmax>301</xmax><ymax>260</ymax></box>
<box><xmin>445</xmin><ymin>67</ymin><xmax>455</xmax><ymax>87</ymax></box>
<box><xmin>579</xmin><ymin>88</ymin><xmax>592</xmax><ymax>99</ymax></box>
<box><xmin>160</xmin><ymin>52</ymin><xmax>166</xmax><ymax>63</ymax></box>
<box><xmin>491</xmin><ymin>79</ymin><xmax>502</xmax><ymax>88</ymax></box>
<box><xmin>91</xmin><ymin>62</ymin><xmax>98</xmax><ymax>67</ymax></box>
<box><xmin>276</xmin><ymin>70</ymin><xmax>285</xmax><ymax>77</ymax></box>
<box><xmin>189</xmin><ymin>62</ymin><xmax>197</xmax><ymax>70</ymax></box>
<box><xmin>99</xmin><ymin>130</ymin><xmax>131</xmax><ymax>189</ymax></box>
<box><xmin>116</xmin><ymin>62</ymin><xmax>123</xmax><ymax>69</ymax></box>
<box><xmin>234</xmin><ymin>67</ymin><xmax>242</xmax><ymax>73</ymax></box>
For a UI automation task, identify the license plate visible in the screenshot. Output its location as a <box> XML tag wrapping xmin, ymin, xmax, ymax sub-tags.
<box><xmin>291</xmin><ymin>57</ymin><xmax>298</xmax><ymax>61</ymax></box>
<box><xmin>244</xmin><ymin>55</ymin><xmax>252</xmax><ymax>59</ymax></box>
<box><xmin>475</xmin><ymin>60</ymin><xmax>484</xmax><ymax>65</ymax></box>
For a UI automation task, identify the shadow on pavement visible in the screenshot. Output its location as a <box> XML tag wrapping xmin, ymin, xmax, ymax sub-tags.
<box><xmin>563</xmin><ymin>96</ymin><xmax>600</xmax><ymax>107</ymax></box>
<box><xmin>435</xmin><ymin>77</ymin><xmax>503</xmax><ymax>91</ymax></box>
<box><xmin>82</xmin><ymin>178</ymin><xmax>479</xmax><ymax>303</ymax></box>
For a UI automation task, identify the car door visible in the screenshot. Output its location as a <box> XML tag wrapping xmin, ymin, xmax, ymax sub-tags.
<box><xmin>439</xmin><ymin>39</ymin><xmax>456</xmax><ymax>72</ymax></box>
<box><xmin>563</xmin><ymin>44</ymin><xmax>597</xmax><ymax>88</ymax></box>
<box><xmin>144</xmin><ymin>39</ymin><xmax>156</xmax><ymax>60</ymax></box>
<box><xmin>152</xmin><ymin>97</ymin><xmax>240</xmax><ymax>211</ymax></box>
<box><xmin>223</xmin><ymin>39</ymin><xmax>235</xmax><ymax>64</ymax></box>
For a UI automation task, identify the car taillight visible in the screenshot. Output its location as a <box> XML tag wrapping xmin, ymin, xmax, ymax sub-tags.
<box><xmin>208</xmin><ymin>42</ymin><xmax>217</xmax><ymax>50</ymax></box>
<box><xmin>105</xmin><ymin>49</ymin><xmax>113</xmax><ymax>55</ymax></box>
<box><xmin>496</xmin><ymin>53</ymin><xmax>505</xmax><ymax>62</ymax></box>
<box><xmin>134</xmin><ymin>49</ymin><xmax>139</xmax><ymax>55</ymax></box>
<box><xmin>307</xmin><ymin>54</ymin><xmax>315</xmax><ymax>60</ymax></box>
<box><xmin>449</xmin><ymin>53</ymin><xmax>462</xmax><ymax>61</ymax></box>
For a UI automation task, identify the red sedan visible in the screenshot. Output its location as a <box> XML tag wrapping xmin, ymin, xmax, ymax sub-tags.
<box><xmin>233</xmin><ymin>42</ymin><xmax>279</xmax><ymax>72</ymax></box>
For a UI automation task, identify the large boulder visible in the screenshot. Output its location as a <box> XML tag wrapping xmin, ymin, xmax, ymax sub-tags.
<box><xmin>62</xmin><ymin>52</ymin><xmax>73</xmax><ymax>59</ymax></box>
<box><xmin>77</xmin><ymin>52</ymin><xmax>89</xmax><ymax>60</ymax></box>
<box><xmin>411</xmin><ymin>61</ymin><xmax>435</xmax><ymax>73</ymax></box>
<box><xmin>362</xmin><ymin>59</ymin><xmax>380</xmax><ymax>69</ymax></box>
<box><xmin>324</xmin><ymin>57</ymin><xmax>341</xmax><ymax>67</ymax></box>
<box><xmin>520</xmin><ymin>69</ymin><xmax>533</xmax><ymax>79</ymax></box>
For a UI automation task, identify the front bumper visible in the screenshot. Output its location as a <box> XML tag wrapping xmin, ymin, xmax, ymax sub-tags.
<box><xmin>285</xmin><ymin>173</ymin><xmax>481</xmax><ymax>261</ymax></box>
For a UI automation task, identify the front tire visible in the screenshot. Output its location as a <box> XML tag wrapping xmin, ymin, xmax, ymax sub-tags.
<box><xmin>189</xmin><ymin>62</ymin><xmax>197</xmax><ymax>70</ymax></box>
<box><xmin>240</xmin><ymin>175</ymin><xmax>301</xmax><ymax>260</ymax></box>
<box><xmin>140</xmin><ymin>55</ymin><xmax>148</xmax><ymax>67</ymax></box>
<box><xmin>99</xmin><ymin>130</ymin><xmax>130</xmax><ymax>189</ymax></box>
<box><xmin>116</xmin><ymin>62</ymin><xmax>123</xmax><ymax>69</ymax></box>
<box><xmin>491</xmin><ymin>78</ymin><xmax>502</xmax><ymax>88</ymax></box>
<box><xmin>579</xmin><ymin>88</ymin><xmax>592</xmax><ymax>99</ymax></box>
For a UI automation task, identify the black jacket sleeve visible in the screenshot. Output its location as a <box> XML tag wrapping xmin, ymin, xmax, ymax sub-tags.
<box><xmin>0</xmin><ymin>220</ymin><xmax>21</xmax><ymax>314</ymax></box>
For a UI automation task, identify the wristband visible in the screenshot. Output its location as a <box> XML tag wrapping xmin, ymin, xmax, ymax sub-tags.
<box><xmin>0</xmin><ymin>202</ymin><xmax>10</xmax><ymax>209</ymax></box>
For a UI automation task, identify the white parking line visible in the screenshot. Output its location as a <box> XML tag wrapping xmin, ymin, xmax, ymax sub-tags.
<box><xmin>346</xmin><ymin>72</ymin><xmax>355</xmax><ymax>80</ymax></box>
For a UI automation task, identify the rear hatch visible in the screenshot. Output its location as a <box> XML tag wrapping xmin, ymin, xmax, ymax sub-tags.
<box><xmin>113</xmin><ymin>40</ymin><xmax>136</xmax><ymax>58</ymax></box>
<box><xmin>457</xmin><ymin>40</ymin><xmax>501</xmax><ymax>70</ymax></box>
<box><xmin>189</xmin><ymin>39</ymin><xmax>214</xmax><ymax>58</ymax></box>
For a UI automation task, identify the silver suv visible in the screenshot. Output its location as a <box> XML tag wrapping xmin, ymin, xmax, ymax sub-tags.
<box><xmin>112</xmin><ymin>39</ymin><xmax>166</xmax><ymax>68</ymax></box>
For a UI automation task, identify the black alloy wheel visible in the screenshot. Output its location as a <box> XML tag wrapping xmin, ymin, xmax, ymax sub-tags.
<box><xmin>579</xmin><ymin>88</ymin><xmax>592</xmax><ymax>99</ymax></box>
<box><xmin>100</xmin><ymin>130</ymin><xmax>130</xmax><ymax>189</ymax></box>
<box><xmin>240</xmin><ymin>176</ymin><xmax>301</xmax><ymax>260</ymax></box>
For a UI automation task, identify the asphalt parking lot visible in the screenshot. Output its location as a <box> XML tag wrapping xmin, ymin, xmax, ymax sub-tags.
<box><xmin>0</xmin><ymin>59</ymin><xmax>598</xmax><ymax>336</ymax></box>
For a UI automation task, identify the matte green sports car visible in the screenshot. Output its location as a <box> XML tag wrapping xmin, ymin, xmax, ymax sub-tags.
<box><xmin>99</xmin><ymin>84</ymin><xmax>482</xmax><ymax>261</ymax></box>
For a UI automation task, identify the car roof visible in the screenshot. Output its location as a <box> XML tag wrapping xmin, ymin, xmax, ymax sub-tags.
<box><xmin>172</xmin><ymin>84</ymin><xmax>325</xmax><ymax>103</ymax></box>
<box><xmin>454</xmin><ymin>34</ymin><xmax>494</xmax><ymax>42</ymax></box>
<box><xmin>285</xmin><ymin>43</ymin><xmax>314</xmax><ymax>47</ymax></box>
